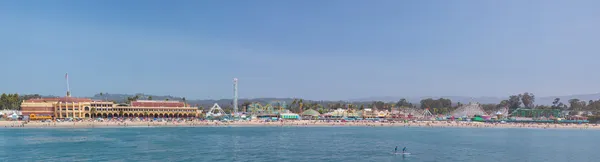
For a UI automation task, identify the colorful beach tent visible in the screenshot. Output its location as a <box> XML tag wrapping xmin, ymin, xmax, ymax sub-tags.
<box><xmin>280</xmin><ymin>113</ymin><xmax>300</xmax><ymax>119</ymax></box>
<box><xmin>301</xmin><ymin>109</ymin><xmax>320</xmax><ymax>117</ymax></box>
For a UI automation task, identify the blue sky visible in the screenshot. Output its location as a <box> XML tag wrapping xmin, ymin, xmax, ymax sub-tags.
<box><xmin>1</xmin><ymin>0</ymin><xmax>599</xmax><ymax>100</ymax></box>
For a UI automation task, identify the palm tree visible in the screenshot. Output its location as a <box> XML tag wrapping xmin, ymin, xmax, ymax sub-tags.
<box><xmin>299</xmin><ymin>99</ymin><xmax>304</xmax><ymax>114</ymax></box>
<box><xmin>90</xmin><ymin>107</ymin><xmax>97</xmax><ymax>118</ymax></box>
<box><xmin>119</xmin><ymin>110</ymin><xmax>124</xmax><ymax>118</ymax></box>
<box><xmin>126</xmin><ymin>96</ymin><xmax>134</xmax><ymax>104</ymax></box>
<box><xmin>291</xmin><ymin>99</ymin><xmax>298</xmax><ymax>113</ymax></box>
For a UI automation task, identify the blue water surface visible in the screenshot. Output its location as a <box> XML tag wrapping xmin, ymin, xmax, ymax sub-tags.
<box><xmin>1</xmin><ymin>127</ymin><xmax>598</xmax><ymax>162</ymax></box>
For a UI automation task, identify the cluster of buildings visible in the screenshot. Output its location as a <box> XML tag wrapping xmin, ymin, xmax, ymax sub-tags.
<box><xmin>295</xmin><ymin>107</ymin><xmax>433</xmax><ymax>120</ymax></box>
<box><xmin>20</xmin><ymin>96</ymin><xmax>200</xmax><ymax>120</ymax></box>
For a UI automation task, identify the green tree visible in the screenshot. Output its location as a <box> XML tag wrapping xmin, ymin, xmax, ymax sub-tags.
<box><xmin>372</xmin><ymin>101</ymin><xmax>385</xmax><ymax>110</ymax></box>
<box><xmin>586</xmin><ymin>99</ymin><xmax>600</xmax><ymax>112</ymax></box>
<box><xmin>521</xmin><ymin>92</ymin><xmax>535</xmax><ymax>108</ymax></box>
<box><xmin>420</xmin><ymin>98</ymin><xmax>452</xmax><ymax>110</ymax></box>
<box><xmin>507</xmin><ymin>95</ymin><xmax>522</xmax><ymax>112</ymax></box>
<box><xmin>396</xmin><ymin>98</ymin><xmax>414</xmax><ymax>108</ymax></box>
<box><xmin>291</xmin><ymin>99</ymin><xmax>298</xmax><ymax>113</ymax></box>
<box><xmin>499</xmin><ymin>100</ymin><xmax>509</xmax><ymax>108</ymax></box>
<box><xmin>551</xmin><ymin>98</ymin><xmax>567</xmax><ymax>110</ymax></box>
<box><xmin>148</xmin><ymin>96</ymin><xmax>153</xmax><ymax>100</ymax></box>
<box><xmin>569</xmin><ymin>99</ymin><xmax>587</xmax><ymax>111</ymax></box>
<box><xmin>241</xmin><ymin>101</ymin><xmax>251</xmax><ymax>112</ymax></box>
<box><xmin>298</xmin><ymin>99</ymin><xmax>304</xmax><ymax>113</ymax></box>
<box><xmin>333</xmin><ymin>102</ymin><xmax>342</xmax><ymax>109</ymax></box>
<box><xmin>90</xmin><ymin>107</ymin><xmax>97</xmax><ymax>118</ymax></box>
<box><xmin>126</xmin><ymin>96</ymin><xmax>137</xmax><ymax>104</ymax></box>
<box><xmin>311</xmin><ymin>102</ymin><xmax>319</xmax><ymax>111</ymax></box>
<box><xmin>481</xmin><ymin>104</ymin><xmax>498</xmax><ymax>114</ymax></box>
<box><xmin>535</xmin><ymin>105</ymin><xmax>552</xmax><ymax>110</ymax></box>
<box><xmin>0</xmin><ymin>93</ymin><xmax>22</xmax><ymax>110</ymax></box>
<box><xmin>318</xmin><ymin>109</ymin><xmax>325</xmax><ymax>114</ymax></box>
<box><xmin>0</xmin><ymin>93</ymin><xmax>8</xmax><ymax>109</ymax></box>
<box><xmin>439</xmin><ymin>98</ymin><xmax>452</xmax><ymax>108</ymax></box>
<box><xmin>11</xmin><ymin>93</ymin><xmax>19</xmax><ymax>110</ymax></box>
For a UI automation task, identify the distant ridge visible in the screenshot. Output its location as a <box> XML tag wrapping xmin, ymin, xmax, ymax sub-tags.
<box><xmin>32</xmin><ymin>92</ymin><xmax>600</xmax><ymax>109</ymax></box>
<box><xmin>349</xmin><ymin>96</ymin><xmax>503</xmax><ymax>105</ymax></box>
<box><xmin>350</xmin><ymin>93</ymin><xmax>600</xmax><ymax>105</ymax></box>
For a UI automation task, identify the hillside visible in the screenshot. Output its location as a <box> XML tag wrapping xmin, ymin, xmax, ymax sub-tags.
<box><xmin>350</xmin><ymin>93</ymin><xmax>600</xmax><ymax>105</ymax></box>
<box><xmin>42</xmin><ymin>92</ymin><xmax>600</xmax><ymax>110</ymax></box>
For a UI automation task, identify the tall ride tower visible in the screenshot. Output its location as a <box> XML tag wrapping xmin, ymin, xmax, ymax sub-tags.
<box><xmin>233</xmin><ymin>78</ymin><xmax>238</xmax><ymax>118</ymax></box>
<box><xmin>65</xmin><ymin>73</ymin><xmax>71</xmax><ymax>97</ymax></box>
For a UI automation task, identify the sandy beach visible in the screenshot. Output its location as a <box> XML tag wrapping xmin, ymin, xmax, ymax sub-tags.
<box><xmin>1</xmin><ymin>120</ymin><xmax>598</xmax><ymax>130</ymax></box>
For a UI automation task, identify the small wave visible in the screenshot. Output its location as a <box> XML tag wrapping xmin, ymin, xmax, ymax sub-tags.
<box><xmin>23</xmin><ymin>136</ymin><xmax>117</xmax><ymax>145</ymax></box>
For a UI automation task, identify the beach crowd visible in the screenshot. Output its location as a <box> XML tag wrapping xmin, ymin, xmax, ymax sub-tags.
<box><xmin>1</xmin><ymin>118</ymin><xmax>598</xmax><ymax>129</ymax></box>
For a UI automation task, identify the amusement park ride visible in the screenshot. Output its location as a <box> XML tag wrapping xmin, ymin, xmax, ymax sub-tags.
<box><xmin>206</xmin><ymin>78</ymin><xmax>241</xmax><ymax>120</ymax></box>
<box><xmin>423</xmin><ymin>108</ymin><xmax>433</xmax><ymax>118</ymax></box>
<box><xmin>203</xmin><ymin>78</ymin><xmax>503</xmax><ymax>121</ymax></box>
<box><xmin>248</xmin><ymin>101</ymin><xmax>288</xmax><ymax>117</ymax></box>
<box><xmin>206</xmin><ymin>103</ymin><xmax>226</xmax><ymax>119</ymax></box>
<box><xmin>451</xmin><ymin>102</ymin><xmax>487</xmax><ymax>117</ymax></box>
<box><xmin>202</xmin><ymin>78</ymin><xmax>294</xmax><ymax>120</ymax></box>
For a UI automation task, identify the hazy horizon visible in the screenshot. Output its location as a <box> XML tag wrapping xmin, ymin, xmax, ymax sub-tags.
<box><xmin>6</xmin><ymin>92</ymin><xmax>600</xmax><ymax>103</ymax></box>
<box><xmin>2</xmin><ymin>0</ymin><xmax>599</xmax><ymax>100</ymax></box>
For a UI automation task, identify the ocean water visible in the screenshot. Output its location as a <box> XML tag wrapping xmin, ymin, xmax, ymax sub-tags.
<box><xmin>1</xmin><ymin>127</ymin><xmax>599</xmax><ymax>162</ymax></box>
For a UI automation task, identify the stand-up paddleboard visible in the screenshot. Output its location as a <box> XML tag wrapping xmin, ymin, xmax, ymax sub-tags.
<box><xmin>392</xmin><ymin>152</ymin><xmax>411</xmax><ymax>155</ymax></box>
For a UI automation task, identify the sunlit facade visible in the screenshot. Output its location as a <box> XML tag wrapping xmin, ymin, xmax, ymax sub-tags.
<box><xmin>22</xmin><ymin>98</ymin><xmax>200</xmax><ymax>119</ymax></box>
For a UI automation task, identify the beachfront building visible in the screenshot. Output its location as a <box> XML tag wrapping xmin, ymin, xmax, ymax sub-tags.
<box><xmin>510</xmin><ymin>108</ymin><xmax>562</xmax><ymax>119</ymax></box>
<box><xmin>279</xmin><ymin>113</ymin><xmax>300</xmax><ymax>120</ymax></box>
<box><xmin>21</xmin><ymin>98</ymin><xmax>200</xmax><ymax>119</ymax></box>
<box><xmin>92</xmin><ymin>100</ymin><xmax>200</xmax><ymax>119</ymax></box>
<box><xmin>301</xmin><ymin>109</ymin><xmax>320</xmax><ymax>120</ymax></box>
<box><xmin>362</xmin><ymin>108</ymin><xmax>376</xmax><ymax>118</ymax></box>
<box><xmin>21</xmin><ymin>97</ymin><xmax>92</xmax><ymax>118</ymax></box>
<box><xmin>376</xmin><ymin>110</ymin><xmax>390</xmax><ymax>118</ymax></box>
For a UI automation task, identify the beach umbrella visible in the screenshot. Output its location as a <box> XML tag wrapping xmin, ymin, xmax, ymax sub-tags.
<box><xmin>10</xmin><ymin>114</ymin><xmax>19</xmax><ymax>120</ymax></box>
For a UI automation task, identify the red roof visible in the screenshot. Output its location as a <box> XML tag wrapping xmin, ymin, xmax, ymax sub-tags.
<box><xmin>25</xmin><ymin>97</ymin><xmax>93</xmax><ymax>103</ymax></box>
<box><xmin>131</xmin><ymin>100</ymin><xmax>185</xmax><ymax>107</ymax></box>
